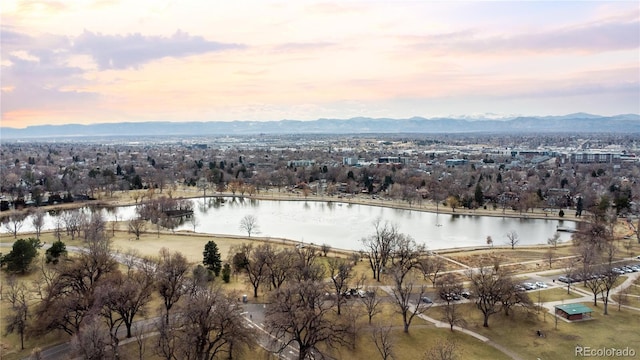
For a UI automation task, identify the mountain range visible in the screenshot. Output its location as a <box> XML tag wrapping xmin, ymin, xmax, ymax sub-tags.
<box><xmin>2</xmin><ymin>113</ymin><xmax>639</xmax><ymax>139</ymax></box>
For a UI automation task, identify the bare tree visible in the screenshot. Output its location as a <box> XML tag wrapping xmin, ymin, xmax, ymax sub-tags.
<box><xmin>156</xmin><ymin>248</ymin><xmax>189</xmax><ymax>324</ymax></box>
<box><xmin>291</xmin><ymin>244</ymin><xmax>325</xmax><ymax>282</ymax></box>
<box><xmin>62</xmin><ymin>209</ymin><xmax>84</xmax><ymax>240</ymax></box>
<box><xmin>572</xmin><ymin>217</ymin><xmax>612</xmax><ymax>251</ymax></box>
<box><xmin>614</xmin><ymin>286</ymin><xmax>631</xmax><ymax>311</ymax></box>
<box><xmin>563</xmin><ymin>257</ymin><xmax>579</xmax><ymax>294</ymax></box>
<box><xmin>446</xmin><ymin>196</ymin><xmax>459</xmax><ymax>212</ymax></box>
<box><xmin>264</xmin><ymin>248</ymin><xmax>294</xmax><ymax>290</ymax></box>
<box><xmin>4</xmin><ymin>277</ymin><xmax>30</xmax><ymax>350</ymax></box>
<box><xmin>466</xmin><ymin>266</ymin><xmax>503</xmax><ymax>327</ymax></box>
<box><xmin>420</xmin><ymin>254</ymin><xmax>446</xmax><ymax>288</ymax></box>
<box><xmin>197</xmin><ymin>177</ymin><xmax>209</xmax><ymax>198</ymax></box>
<box><xmin>389</xmin><ymin>235</ymin><xmax>429</xmax><ymax>333</ymax></box>
<box><xmin>31</xmin><ymin>209</ymin><xmax>45</xmax><ymax>240</ymax></box>
<box><xmin>133</xmin><ymin>323</ymin><xmax>150</xmax><ymax>360</ymax></box>
<box><xmin>424</xmin><ymin>339</ymin><xmax>459</xmax><ymax>360</ymax></box>
<box><xmin>544</xmin><ymin>248</ymin><xmax>555</xmax><ymax>269</ymax></box>
<box><xmin>242</xmin><ymin>244</ymin><xmax>270</xmax><ymax>298</ymax></box>
<box><xmin>32</xmin><ymin>231</ymin><xmax>117</xmax><ymax>336</ymax></box>
<box><xmin>98</xmin><ymin>267</ymin><xmax>155</xmax><ymax>338</ymax></box>
<box><xmin>3</xmin><ymin>211</ymin><xmax>26</xmax><ymax>239</ymax></box>
<box><xmin>128</xmin><ymin>217</ymin><xmax>147</xmax><ymax>240</ymax></box>
<box><xmin>438</xmin><ymin>274</ymin><xmax>466</xmax><ymax>331</ymax></box>
<box><xmin>71</xmin><ymin>316</ymin><xmax>110</xmax><ymax>360</ymax></box>
<box><xmin>327</xmin><ymin>257</ymin><xmax>353</xmax><ymax>315</ymax></box>
<box><xmin>600</xmin><ymin>243</ymin><xmax>620</xmax><ymax>315</ymax></box>
<box><xmin>360</xmin><ymin>287</ymin><xmax>383</xmax><ymax>324</ymax></box>
<box><xmin>584</xmin><ymin>265</ymin><xmax>604</xmax><ymax>307</ymax></box>
<box><xmin>155</xmin><ymin>317</ymin><xmax>178</xmax><ymax>360</ymax></box>
<box><xmin>371</xmin><ymin>324</ymin><xmax>395</xmax><ymax>360</ymax></box>
<box><xmin>188</xmin><ymin>214</ymin><xmax>199</xmax><ymax>232</ymax></box>
<box><xmin>498</xmin><ymin>276</ymin><xmax>533</xmax><ymax>317</ymax></box>
<box><xmin>239</xmin><ymin>214</ymin><xmax>259</xmax><ymax>237</ymax></box>
<box><xmin>265</xmin><ymin>280</ymin><xmax>354</xmax><ymax>360</ymax></box>
<box><xmin>321</xmin><ymin>243</ymin><xmax>332</xmax><ymax>257</ymax></box>
<box><xmin>547</xmin><ymin>233</ymin><xmax>561</xmax><ymax>248</ymax></box>
<box><xmin>53</xmin><ymin>216</ymin><xmax>64</xmax><ymax>242</ymax></box>
<box><xmin>121</xmin><ymin>248</ymin><xmax>142</xmax><ymax>274</ymax></box>
<box><xmin>170</xmin><ymin>287</ymin><xmax>255</xmax><ymax>360</ymax></box>
<box><xmin>505</xmin><ymin>230</ymin><xmax>520</xmax><ymax>249</ymax></box>
<box><xmin>361</xmin><ymin>219</ymin><xmax>397</xmax><ymax>281</ymax></box>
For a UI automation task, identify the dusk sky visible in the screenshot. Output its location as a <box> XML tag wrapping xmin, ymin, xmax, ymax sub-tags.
<box><xmin>1</xmin><ymin>1</ymin><xmax>639</xmax><ymax>128</ymax></box>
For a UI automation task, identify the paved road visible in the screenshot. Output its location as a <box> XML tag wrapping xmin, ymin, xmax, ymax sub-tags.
<box><xmin>243</xmin><ymin>302</ymin><xmax>300</xmax><ymax>360</ymax></box>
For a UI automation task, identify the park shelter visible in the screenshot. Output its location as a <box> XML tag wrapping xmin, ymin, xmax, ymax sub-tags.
<box><xmin>555</xmin><ymin>304</ymin><xmax>594</xmax><ymax>321</ymax></box>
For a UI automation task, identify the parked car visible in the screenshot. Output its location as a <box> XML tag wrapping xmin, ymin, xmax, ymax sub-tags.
<box><xmin>522</xmin><ymin>282</ymin><xmax>536</xmax><ymax>290</ymax></box>
<box><xmin>514</xmin><ymin>284</ymin><xmax>525</xmax><ymax>291</ymax></box>
<box><xmin>439</xmin><ymin>291</ymin><xmax>459</xmax><ymax>301</ymax></box>
<box><xmin>558</xmin><ymin>276</ymin><xmax>572</xmax><ymax>283</ymax></box>
<box><xmin>535</xmin><ymin>281</ymin><xmax>548</xmax><ymax>288</ymax></box>
<box><xmin>460</xmin><ymin>290</ymin><xmax>472</xmax><ymax>299</ymax></box>
<box><xmin>440</xmin><ymin>292</ymin><xmax>453</xmax><ymax>301</ymax></box>
<box><xmin>612</xmin><ymin>268</ymin><xmax>626</xmax><ymax>275</ymax></box>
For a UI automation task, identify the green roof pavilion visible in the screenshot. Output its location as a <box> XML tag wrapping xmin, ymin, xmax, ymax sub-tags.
<box><xmin>555</xmin><ymin>304</ymin><xmax>594</xmax><ymax>321</ymax></box>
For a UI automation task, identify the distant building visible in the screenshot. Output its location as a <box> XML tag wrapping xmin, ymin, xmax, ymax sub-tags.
<box><xmin>445</xmin><ymin>159</ymin><xmax>468</xmax><ymax>167</ymax></box>
<box><xmin>343</xmin><ymin>157</ymin><xmax>359</xmax><ymax>166</ymax></box>
<box><xmin>569</xmin><ymin>152</ymin><xmax>622</xmax><ymax>164</ymax></box>
<box><xmin>377</xmin><ymin>156</ymin><xmax>407</xmax><ymax>164</ymax></box>
<box><xmin>287</xmin><ymin>160</ymin><xmax>315</xmax><ymax>167</ymax></box>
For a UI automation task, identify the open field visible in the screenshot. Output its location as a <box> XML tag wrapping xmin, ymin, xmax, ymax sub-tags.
<box><xmin>532</xmin><ymin>287</ymin><xmax>582</xmax><ymax>302</ymax></box>
<box><xmin>431</xmin><ymin>302</ymin><xmax>640</xmax><ymax>360</ymax></box>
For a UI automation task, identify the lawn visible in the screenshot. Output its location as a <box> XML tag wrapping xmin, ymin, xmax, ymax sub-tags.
<box><xmin>532</xmin><ymin>287</ymin><xmax>582</xmax><ymax>302</ymax></box>
<box><xmin>432</xmin><ymin>301</ymin><xmax>640</xmax><ymax>360</ymax></box>
<box><xmin>323</xmin><ymin>301</ymin><xmax>510</xmax><ymax>360</ymax></box>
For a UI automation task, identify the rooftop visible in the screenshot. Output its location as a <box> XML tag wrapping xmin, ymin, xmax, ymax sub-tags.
<box><xmin>555</xmin><ymin>303</ymin><xmax>594</xmax><ymax>314</ymax></box>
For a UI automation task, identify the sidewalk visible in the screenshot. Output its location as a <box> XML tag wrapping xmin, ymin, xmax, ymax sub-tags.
<box><xmin>379</xmin><ymin>286</ymin><xmax>525</xmax><ymax>360</ymax></box>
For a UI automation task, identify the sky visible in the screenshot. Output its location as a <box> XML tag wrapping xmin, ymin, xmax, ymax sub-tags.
<box><xmin>1</xmin><ymin>1</ymin><xmax>639</xmax><ymax>128</ymax></box>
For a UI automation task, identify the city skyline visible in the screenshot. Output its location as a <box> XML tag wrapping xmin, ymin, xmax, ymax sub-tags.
<box><xmin>1</xmin><ymin>1</ymin><xmax>639</xmax><ymax>128</ymax></box>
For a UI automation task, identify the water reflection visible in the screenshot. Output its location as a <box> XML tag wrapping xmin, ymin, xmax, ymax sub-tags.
<box><xmin>17</xmin><ymin>197</ymin><xmax>576</xmax><ymax>251</ymax></box>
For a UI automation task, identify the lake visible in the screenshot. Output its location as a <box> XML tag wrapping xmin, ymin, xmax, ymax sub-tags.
<box><xmin>19</xmin><ymin>197</ymin><xmax>576</xmax><ymax>251</ymax></box>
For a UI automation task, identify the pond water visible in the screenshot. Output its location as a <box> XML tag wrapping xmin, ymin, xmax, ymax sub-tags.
<box><xmin>19</xmin><ymin>197</ymin><xmax>576</xmax><ymax>251</ymax></box>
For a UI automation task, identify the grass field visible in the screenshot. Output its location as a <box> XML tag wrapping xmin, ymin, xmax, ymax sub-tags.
<box><xmin>532</xmin><ymin>287</ymin><xmax>582</xmax><ymax>302</ymax></box>
<box><xmin>432</xmin><ymin>302</ymin><xmax>640</xmax><ymax>360</ymax></box>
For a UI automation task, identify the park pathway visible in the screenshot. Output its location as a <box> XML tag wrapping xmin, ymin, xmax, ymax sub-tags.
<box><xmin>379</xmin><ymin>286</ymin><xmax>526</xmax><ymax>360</ymax></box>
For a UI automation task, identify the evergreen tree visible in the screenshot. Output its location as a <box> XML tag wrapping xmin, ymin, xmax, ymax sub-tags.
<box><xmin>45</xmin><ymin>240</ymin><xmax>67</xmax><ymax>264</ymax></box>
<box><xmin>474</xmin><ymin>184</ymin><xmax>484</xmax><ymax>207</ymax></box>
<box><xmin>2</xmin><ymin>238</ymin><xmax>40</xmax><ymax>273</ymax></box>
<box><xmin>203</xmin><ymin>241</ymin><xmax>222</xmax><ymax>276</ymax></box>
<box><xmin>222</xmin><ymin>264</ymin><xmax>231</xmax><ymax>283</ymax></box>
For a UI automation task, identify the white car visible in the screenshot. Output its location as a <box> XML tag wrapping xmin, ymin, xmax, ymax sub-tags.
<box><xmin>535</xmin><ymin>281</ymin><xmax>548</xmax><ymax>288</ymax></box>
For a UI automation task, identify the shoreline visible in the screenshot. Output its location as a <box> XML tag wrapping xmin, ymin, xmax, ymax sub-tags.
<box><xmin>0</xmin><ymin>187</ymin><xmax>583</xmax><ymax>223</ymax></box>
<box><xmin>0</xmin><ymin>187</ymin><xmax>589</xmax><ymax>254</ymax></box>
